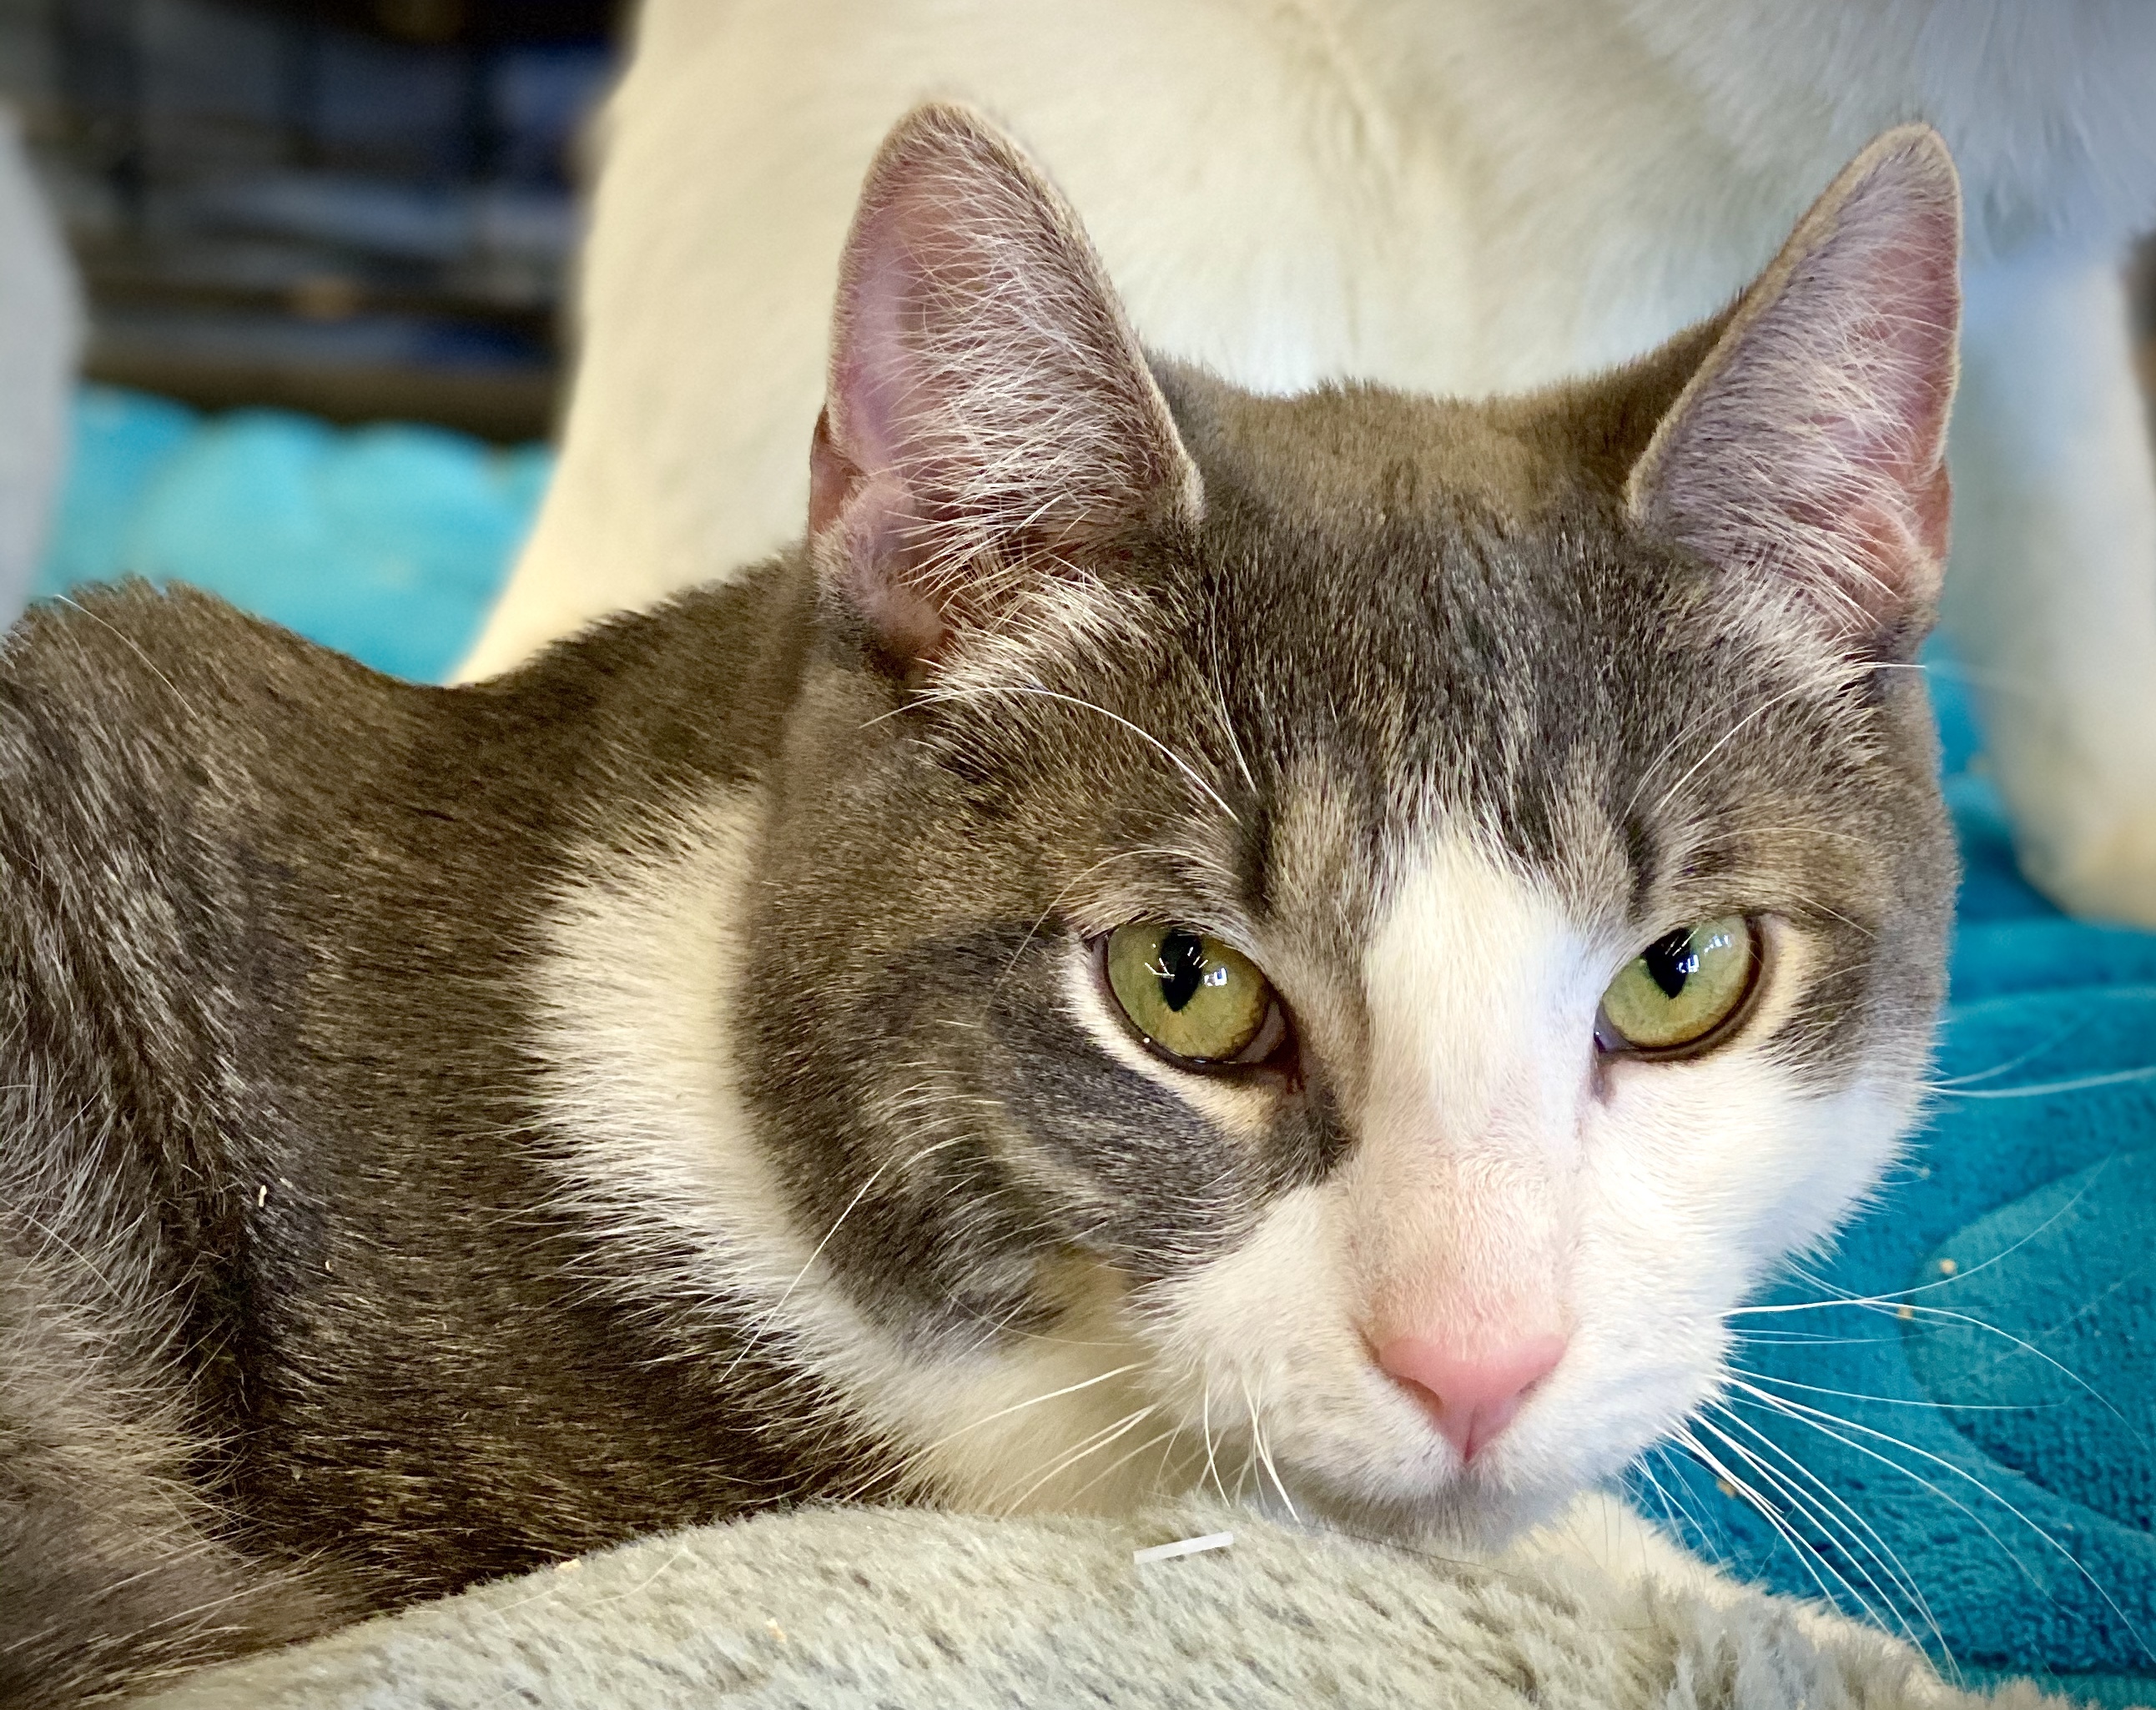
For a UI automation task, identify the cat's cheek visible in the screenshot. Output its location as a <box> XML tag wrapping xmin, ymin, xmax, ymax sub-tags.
<box><xmin>1544</xmin><ymin>1054</ymin><xmax>1922</xmax><ymax>1471</ymax></box>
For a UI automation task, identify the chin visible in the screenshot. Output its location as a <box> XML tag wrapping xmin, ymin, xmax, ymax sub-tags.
<box><xmin>1277</xmin><ymin>1455</ymin><xmax>1585</xmax><ymax>1551</ymax></box>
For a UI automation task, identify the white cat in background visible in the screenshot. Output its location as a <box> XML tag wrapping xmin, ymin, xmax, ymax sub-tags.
<box><xmin>0</xmin><ymin>108</ymin><xmax>79</xmax><ymax>624</ymax></box>
<box><xmin>464</xmin><ymin>0</ymin><xmax>2156</xmax><ymax>926</ymax></box>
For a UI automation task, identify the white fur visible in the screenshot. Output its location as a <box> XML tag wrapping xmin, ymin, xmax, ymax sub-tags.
<box><xmin>0</xmin><ymin>108</ymin><xmax>79</xmax><ymax>626</ymax></box>
<box><xmin>536</xmin><ymin>800</ymin><xmax>1920</xmax><ymax>1540</ymax></box>
<box><xmin>463</xmin><ymin>0</ymin><xmax>2156</xmax><ymax>922</ymax></box>
<box><xmin>531</xmin><ymin>792</ymin><xmax>1179</xmax><ymax>1515</ymax></box>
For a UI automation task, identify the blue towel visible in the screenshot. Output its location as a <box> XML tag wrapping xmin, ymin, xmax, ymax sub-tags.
<box><xmin>33</xmin><ymin>388</ymin><xmax>2156</xmax><ymax>1704</ymax></box>
<box><xmin>35</xmin><ymin>386</ymin><xmax>552</xmax><ymax>683</ymax></box>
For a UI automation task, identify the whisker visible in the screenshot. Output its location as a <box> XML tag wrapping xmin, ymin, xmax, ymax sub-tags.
<box><xmin>1630</xmin><ymin>679</ymin><xmax>1822</xmax><ymax>823</ymax></box>
<box><xmin>1200</xmin><ymin>1381</ymin><xmax>1230</xmax><ymax>1504</ymax></box>
<box><xmin>894</xmin><ymin>681</ymin><xmax>1241</xmax><ymax>825</ymax></box>
<box><xmin>1734</xmin><ymin>1368</ymin><xmax>2030</xmax><ymax>1413</ymax></box>
<box><xmin>1726</xmin><ymin>1381</ymin><xmax>2152</xmax><ymax>1657</ymax></box>
<box><xmin>1057</xmin><ymin>1421</ymin><xmax>1185</xmax><ymax>1510</ymax></box>
<box><xmin>1929</xmin><ymin>1066</ymin><xmax>2156</xmax><ymax>1100</ymax></box>
<box><xmin>1690</xmin><ymin>1413</ymin><xmax>1920</xmax><ymax>1648</ymax></box>
<box><xmin>722</xmin><ymin>1132</ymin><xmax>972</xmax><ymax>1384</ymax></box>
<box><xmin>1703</xmin><ymin>1402</ymin><xmax>1947</xmax><ymax>1657</ymax></box>
<box><xmin>998</xmin><ymin>1406</ymin><xmax>1159</xmax><ymax>1513</ymax></box>
<box><xmin>1751</xmin><ymin>1278</ymin><xmax>2143</xmax><ymax>1442</ymax></box>
<box><xmin>1242</xmin><ymin>1372</ymin><xmax>1298</xmax><ymax>1521</ymax></box>
<box><xmin>1671</xmin><ymin>1423</ymin><xmax>1860</xmax><ymax>1619</ymax></box>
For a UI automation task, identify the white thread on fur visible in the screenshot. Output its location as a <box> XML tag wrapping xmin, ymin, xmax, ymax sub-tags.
<box><xmin>1131</xmin><ymin>1530</ymin><xmax>1233</xmax><ymax>1562</ymax></box>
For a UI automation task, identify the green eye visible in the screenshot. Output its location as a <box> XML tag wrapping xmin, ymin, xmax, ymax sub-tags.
<box><xmin>1103</xmin><ymin>924</ymin><xmax>1277</xmax><ymax>1066</ymax></box>
<box><xmin>1599</xmin><ymin>916</ymin><xmax>1759</xmax><ymax>1054</ymax></box>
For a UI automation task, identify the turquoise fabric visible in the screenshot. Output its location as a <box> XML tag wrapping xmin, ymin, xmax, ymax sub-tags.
<box><xmin>30</xmin><ymin>386</ymin><xmax>2156</xmax><ymax>1704</ymax></box>
<box><xmin>35</xmin><ymin>386</ymin><xmax>552</xmax><ymax>683</ymax></box>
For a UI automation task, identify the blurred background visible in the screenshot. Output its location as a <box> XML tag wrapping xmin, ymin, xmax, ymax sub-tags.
<box><xmin>0</xmin><ymin>0</ymin><xmax>617</xmax><ymax>440</ymax></box>
<box><xmin>0</xmin><ymin>4</ymin><xmax>2151</xmax><ymax>686</ymax></box>
<box><xmin>0</xmin><ymin>0</ymin><xmax>621</xmax><ymax>677</ymax></box>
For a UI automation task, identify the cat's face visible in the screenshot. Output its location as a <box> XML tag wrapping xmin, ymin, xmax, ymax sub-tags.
<box><xmin>740</xmin><ymin>107</ymin><xmax>1960</xmax><ymax>1538</ymax></box>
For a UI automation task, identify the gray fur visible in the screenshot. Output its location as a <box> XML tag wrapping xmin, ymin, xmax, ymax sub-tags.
<box><xmin>0</xmin><ymin>105</ymin><xmax>1959</xmax><ymax>1702</ymax></box>
<box><xmin>135</xmin><ymin>1499</ymin><xmax>2075</xmax><ymax>1710</ymax></box>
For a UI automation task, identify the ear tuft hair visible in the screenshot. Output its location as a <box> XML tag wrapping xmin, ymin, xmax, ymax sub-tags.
<box><xmin>1627</xmin><ymin>125</ymin><xmax>1962</xmax><ymax>659</ymax></box>
<box><xmin>809</xmin><ymin>103</ymin><xmax>1201</xmax><ymax>671</ymax></box>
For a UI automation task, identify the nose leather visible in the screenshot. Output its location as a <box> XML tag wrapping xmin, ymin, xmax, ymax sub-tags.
<box><xmin>1376</xmin><ymin>1333</ymin><xmax>1568</xmax><ymax>1463</ymax></box>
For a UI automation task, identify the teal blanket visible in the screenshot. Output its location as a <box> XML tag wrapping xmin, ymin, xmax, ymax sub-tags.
<box><xmin>36</xmin><ymin>387</ymin><xmax>2156</xmax><ymax>1705</ymax></box>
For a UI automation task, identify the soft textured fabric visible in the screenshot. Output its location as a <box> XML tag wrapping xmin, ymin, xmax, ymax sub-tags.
<box><xmin>30</xmin><ymin>390</ymin><xmax>2156</xmax><ymax>1703</ymax></box>
<box><xmin>132</xmin><ymin>1497</ymin><xmax>2088</xmax><ymax>1710</ymax></box>
<box><xmin>34</xmin><ymin>387</ymin><xmax>549</xmax><ymax>684</ymax></box>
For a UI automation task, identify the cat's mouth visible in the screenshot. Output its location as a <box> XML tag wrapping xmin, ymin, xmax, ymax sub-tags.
<box><xmin>1263</xmin><ymin>1445</ymin><xmax>1584</xmax><ymax>1551</ymax></box>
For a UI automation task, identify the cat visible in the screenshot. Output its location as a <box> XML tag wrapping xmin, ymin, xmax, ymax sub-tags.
<box><xmin>0</xmin><ymin>103</ymin><xmax>1959</xmax><ymax>1705</ymax></box>
<box><xmin>461</xmin><ymin>0</ymin><xmax>2156</xmax><ymax>928</ymax></box>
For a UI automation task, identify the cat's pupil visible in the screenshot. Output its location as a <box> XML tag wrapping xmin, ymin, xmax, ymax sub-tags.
<box><xmin>1156</xmin><ymin>928</ymin><xmax>1210</xmax><ymax>1012</ymax></box>
<box><xmin>1644</xmin><ymin>928</ymin><xmax>1700</xmax><ymax>999</ymax></box>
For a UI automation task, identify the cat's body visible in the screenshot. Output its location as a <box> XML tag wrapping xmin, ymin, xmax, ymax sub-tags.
<box><xmin>3</xmin><ymin>109</ymin><xmax>1960</xmax><ymax>1704</ymax></box>
<box><xmin>466</xmin><ymin>0</ymin><xmax>2156</xmax><ymax>924</ymax></box>
<box><xmin>0</xmin><ymin>576</ymin><xmax>887</xmax><ymax>1702</ymax></box>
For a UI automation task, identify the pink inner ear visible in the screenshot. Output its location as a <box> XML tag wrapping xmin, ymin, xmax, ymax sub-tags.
<box><xmin>1635</xmin><ymin>128</ymin><xmax>1961</xmax><ymax>645</ymax></box>
<box><xmin>824</xmin><ymin>229</ymin><xmax>922</xmax><ymax>516</ymax></box>
<box><xmin>811</xmin><ymin>408</ymin><xmax>947</xmax><ymax>662</ymax></box>
<box><xmin>803</xmin><ymin>104</ymin><xmax>1199</xmax><ymax>671</ymax></box>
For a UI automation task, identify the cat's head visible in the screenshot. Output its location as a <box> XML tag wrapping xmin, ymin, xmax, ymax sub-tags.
<box><xmin>750</xmin><ymin>104</ymin><xmax>1960</xmax><ymax>1539</ymax></box>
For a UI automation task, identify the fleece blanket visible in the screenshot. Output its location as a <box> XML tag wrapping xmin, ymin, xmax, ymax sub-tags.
<box><xmin>36</xmin><ymin>388</ymin><xmax>2156</xmax><ymax>1706</ymax></box>
<box><xmin>129</xmin><ymin>1496</ymin><xmax>2105</xmax><ymax>1710</ymax></box>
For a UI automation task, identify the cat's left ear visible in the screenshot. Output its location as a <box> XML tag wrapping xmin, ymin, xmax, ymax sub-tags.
<box><xmin>808</xmin><ymin>103</ymin><xmax>1202</xmax><ymax>673</ymax></box>
<box><xmin>1627</xmin><ymin>125</ymin><xmax>1961</xmax><ymax>661</ymax></box>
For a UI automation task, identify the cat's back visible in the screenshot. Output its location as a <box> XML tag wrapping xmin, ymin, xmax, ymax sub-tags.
<box><xmin>0</xmin><ymin>585</ymin><xmax>467</xmax><ymax>1290</ymax></box>
<box><xmin>0</xmin><ymin>569</ymin><xmax>802</xmax><ymax>894</ymax></box>
<box><xmin>0</xmin><ymin>581</ymin><xmax>426</xmax><ymax>869</ymax></box>
<box><xmin>0</xmin><ymin>571</ymin><xmax>799</xmax><ymax>1198</ymax></box>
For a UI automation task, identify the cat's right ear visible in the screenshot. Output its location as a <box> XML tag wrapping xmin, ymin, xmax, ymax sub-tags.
<box><xmin>808</xmin><ymin>103</ymin><xmax>1201</xmax><ymax>676</ymax></box>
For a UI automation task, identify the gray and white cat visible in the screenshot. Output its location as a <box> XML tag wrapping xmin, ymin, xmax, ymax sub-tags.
<box><xmin>0</xmin><ymin>105</ymin><xmax>1957</xmax><ymax>1705</ymax></box>
<box><xmin>470</xmin><ymin>0</ymin><xmax>2156</xmax><ymax>928</ymax></box>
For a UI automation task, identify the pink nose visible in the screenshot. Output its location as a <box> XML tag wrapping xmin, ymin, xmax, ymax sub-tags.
<box><xmin>1376</xmin><ymin>1333</ymin><xmax>1568</xmax><ymax>1464</ymax></box>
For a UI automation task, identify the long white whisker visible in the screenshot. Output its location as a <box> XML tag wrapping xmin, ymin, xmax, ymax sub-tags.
<box><xmin>999</xmin><ymin>1406</ymin><xmax>1158</xmax><ymax>1513</ymax></box>
<box><xmin>892</xmin><ymin>681</ymin><xmax>1240</xmax><ymax>824</ymax></box>
<box><xmin>1756</xmin><ymin>1282</ymin><xmax>2143</xmax><ymax>1441</ymax></box>
<box><xmin>1242</xmin><ymin>1373</ymin><xmax>1298</xmax><ymax>1521</ymax></box>
<box><xmin>1200</xmin><ymin>1381</ymin><xmax>1229</xmax><ymax>1504</ymax></box>
<box><xmin>1690</xmin><ymin>1414</ymin><xmax>1916</xmax><ymax>1647</ymax></box>
<box><xmin>1728</xmin><ymin>1381</ymin><xmax>2151</xmax><ymax>1657</ymax></box>
<box><xmin>722</xmin><ymin>1132</ymin><xmax>971</xmax><ymax>1383</ymax></box>
<box><xmin>1704</xmin><ymin>1401</ymin><xmax>1947</xmax><ymax>1658</ymax></box>
<box><xmin>1670</xmin><ymin>1423</ymin><xmax>1856</xmax><ymax>1618</ymax></box>
<box><xmin>1632</xmin><ymin>679</ymin><xmax>1822</xmax><ymax>822</ymax></box>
